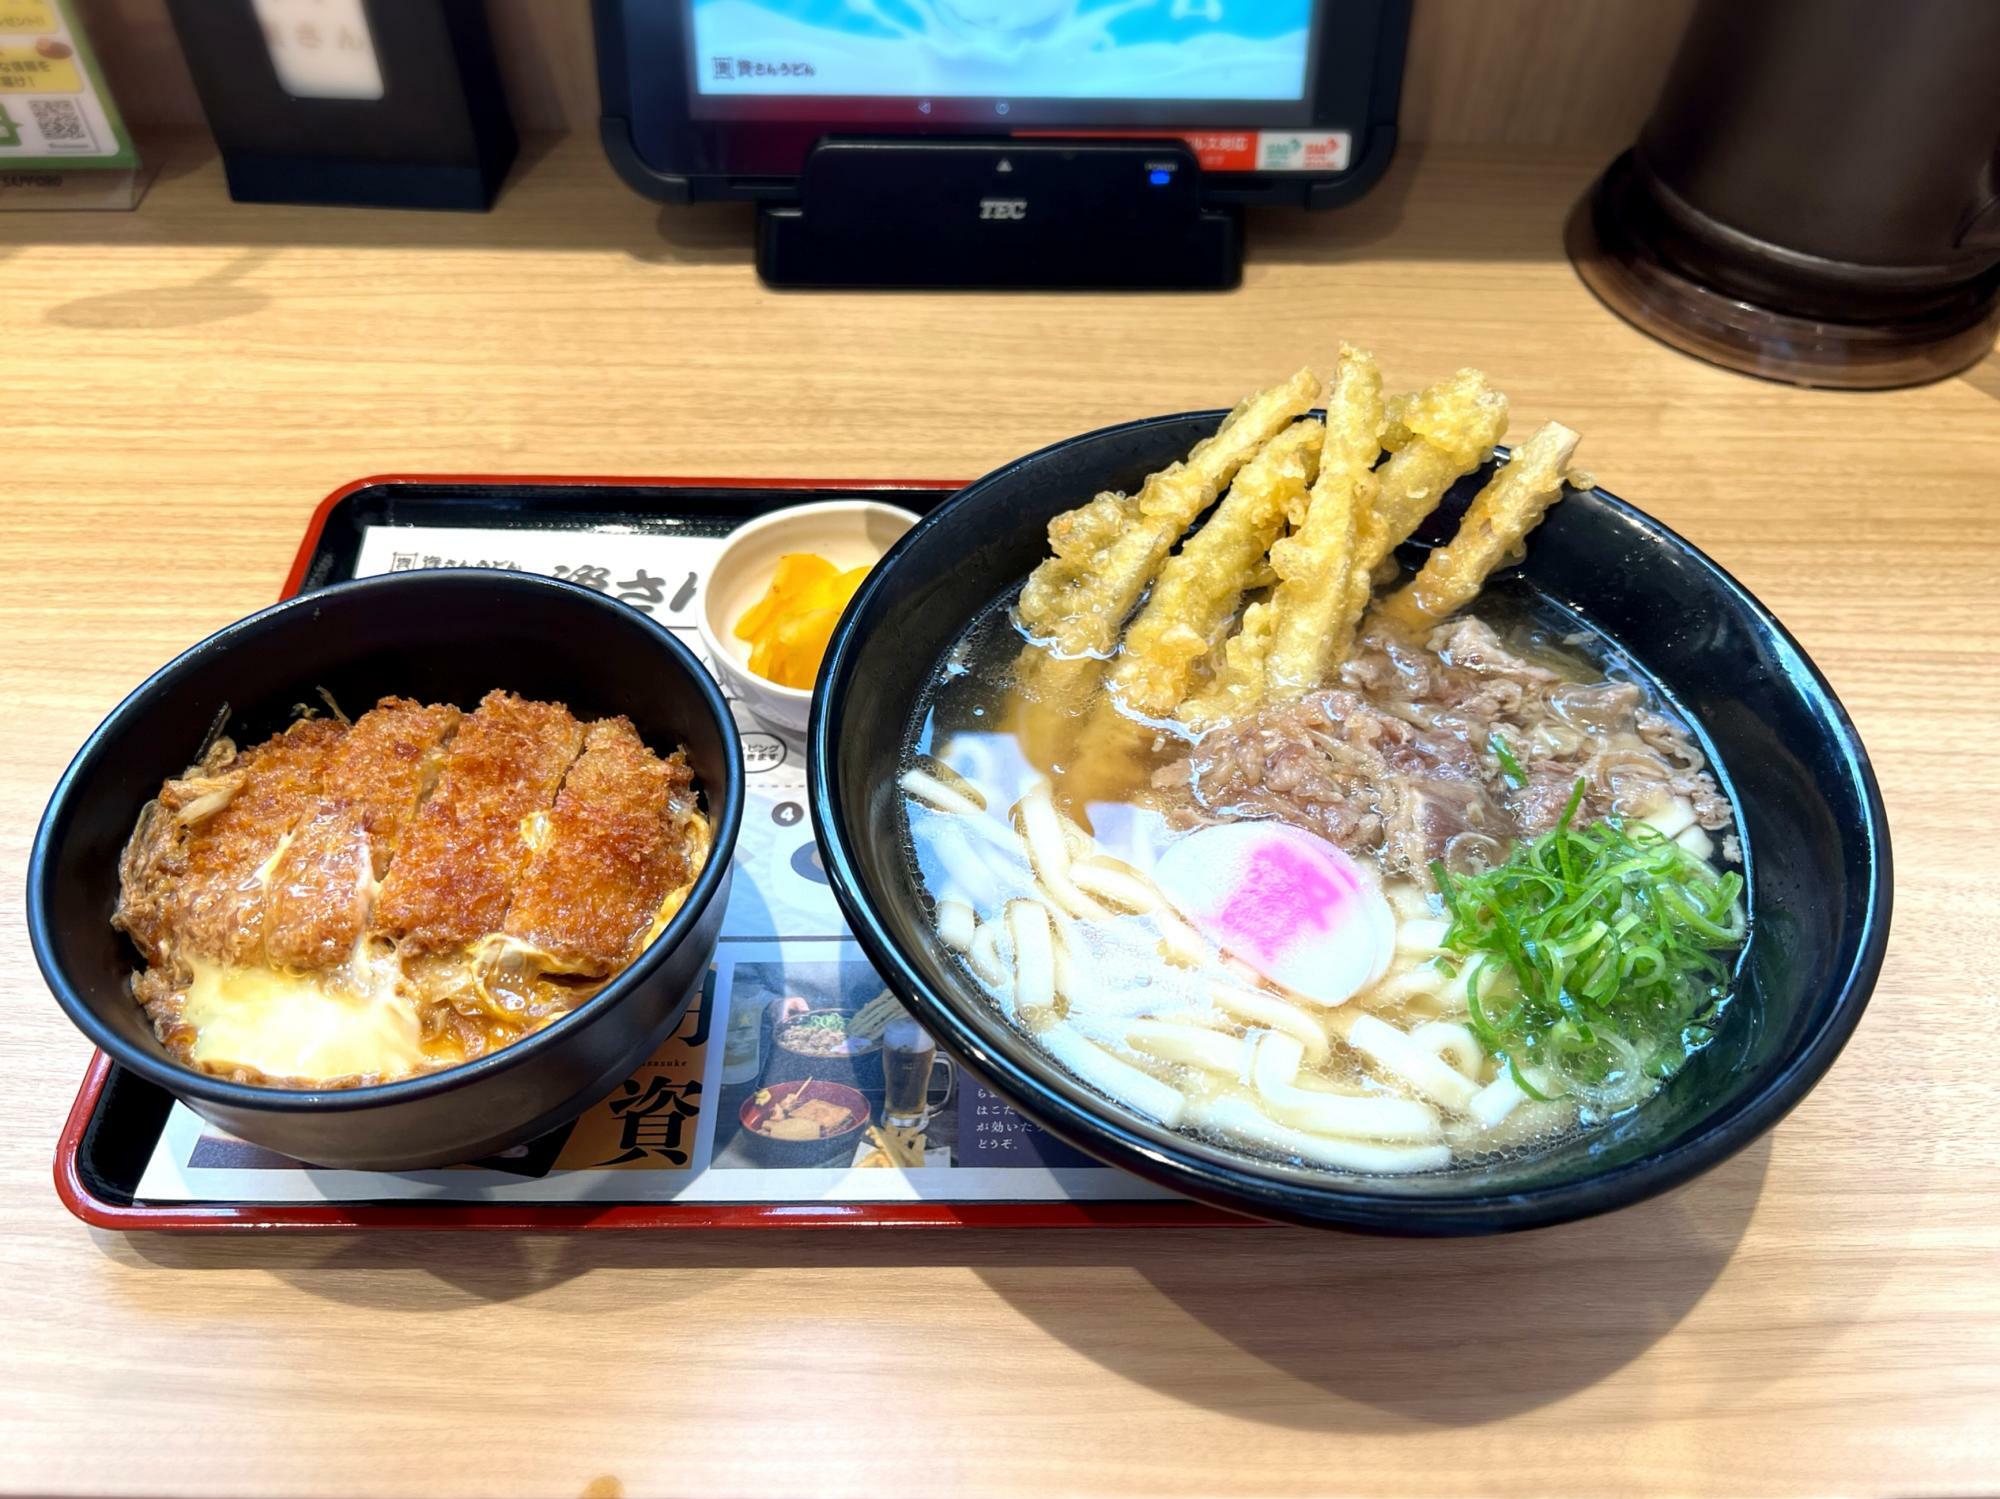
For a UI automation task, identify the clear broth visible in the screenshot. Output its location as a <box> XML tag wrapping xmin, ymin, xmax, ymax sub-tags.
<box><xmin>897</xmin><ymin>576</ymin><xmax>1747</xmax><ymax>1175</ymax></box>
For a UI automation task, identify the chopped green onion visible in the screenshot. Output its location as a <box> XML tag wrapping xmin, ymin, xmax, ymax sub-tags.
<box><xmin>1489</xmin><ymin>732</ymin><xmax>1527</xmax><ymax>787</ymax></box>
<box><xmin>1507</xmin><ymin>1054</ymin><xmax>1553</xmax><ymax>1102</ymax></box>
<box><xmin>1430</xmin><ymin>780</ymin><xmax>1746</xmax><ymax>1116</ymax></box>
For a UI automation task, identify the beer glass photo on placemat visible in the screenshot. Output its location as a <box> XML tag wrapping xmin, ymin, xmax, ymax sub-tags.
<box><xmin>881</xmin><ymin>1016</ymin><xmax>955</xmax><ymax>1129</ymax></box>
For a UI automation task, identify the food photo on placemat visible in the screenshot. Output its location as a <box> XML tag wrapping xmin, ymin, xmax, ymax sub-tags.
<box><xmin>708</xmin><ymin>960</ymin><xmax>960</xmax><ymax>1172</ymax></box>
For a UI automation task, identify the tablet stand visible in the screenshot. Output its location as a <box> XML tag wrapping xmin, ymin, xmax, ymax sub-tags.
<box><xmin>757</xmin><ymin>139</ymin><xmax>1241</xmax><ymax>291</ymax></box>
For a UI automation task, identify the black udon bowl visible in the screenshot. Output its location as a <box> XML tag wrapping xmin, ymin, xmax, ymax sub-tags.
<box><xmin>811</xmin><ymin>413</ymin><xmax>1891</xmax><ymax>1234</ymax></box>
<box><xmin>28</xmin><ymin>571</ymin><xmax>744</xmax><ymax>1171</ymax></box>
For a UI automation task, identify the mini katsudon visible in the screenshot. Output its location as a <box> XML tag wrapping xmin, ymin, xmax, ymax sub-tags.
<box><xmin>113</xmin><ymin>691</ymin><xmax>712</xmax><ymax>1088</ymax></box>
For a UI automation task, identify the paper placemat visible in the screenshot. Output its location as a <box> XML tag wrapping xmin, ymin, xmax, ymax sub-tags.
<box><xmin>134</xmin><ymin>519</ymin><xmax>1174</xmax><ymax>1208</ymax></box>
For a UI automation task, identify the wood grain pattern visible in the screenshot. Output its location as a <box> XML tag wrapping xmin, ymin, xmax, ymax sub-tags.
<box><xmin>1402</xmin><ymin>0</ymin><xmax>1695</xmax><ymax>146</ymax></box>
<box><xmin>76</xmin><ymin>0</ymin><xmax>1686</xmax><ymax>148</ymax></box>
<box><xmin>2</xmin><ymin>131</ymin><xmax>1997</xmax><ymax>1499</ymax></box>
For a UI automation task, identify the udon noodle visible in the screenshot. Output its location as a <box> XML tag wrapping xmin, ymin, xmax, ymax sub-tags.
<box><xmin>896</xmin><ymin>353</ymin><xmax>1747</xmax><ymax>1175</ymax></box>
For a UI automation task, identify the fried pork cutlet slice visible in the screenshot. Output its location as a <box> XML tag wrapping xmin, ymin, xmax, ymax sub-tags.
<box><xmin>263</xmin><ymin>697</ymin><xmax>461</xmax><ymax>971</ymax></box>
<box><xmin>501</xmin><ymin>718</ymin><xmax>698</xmax><ymax>976</ymax></box>
<box><xmin>372</xmin><ymin>691</ymin><xmax>584</xmax><ymax>954</ymax></box>
<box><xmin>114</xmin><ymin>717</ymin><xmax>348</xmax><ymax>971</ymax></box>
<box><xmin>130</xmin><ymin>965</ymin><xmax>197</xmax><ymax>1059</ymax></box>
<box><xmin>115</xmin><ymin>737</ymin><xmax>242</xmax><ymax>971</ymax></box>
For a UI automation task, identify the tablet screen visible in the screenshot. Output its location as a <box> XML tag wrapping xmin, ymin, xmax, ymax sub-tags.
<box><xmin>684</xmin><ymin>0</ymin><xmax>1321</xmax><ymax>127</ymax></box>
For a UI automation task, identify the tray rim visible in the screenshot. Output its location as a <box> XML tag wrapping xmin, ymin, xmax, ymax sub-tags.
<box><xmin>54</xmin><ymin>470</ymin><xmax>1253</xmax><ymax>1232</ymax></box>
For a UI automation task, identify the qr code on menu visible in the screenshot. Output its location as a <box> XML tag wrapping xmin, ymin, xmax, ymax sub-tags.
<box><xmin>29</xmin><ymin>99</ymin><xmax>93</xmax><ymax>151</ymax></box>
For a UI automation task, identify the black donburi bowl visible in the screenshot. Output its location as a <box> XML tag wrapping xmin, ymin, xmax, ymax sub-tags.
<box><xmin>811</xmin><ymin>412</ymin><xmax>1891</xmax><ymax>1234</ymax></box>
<box><xmin>29</xmin><ymin>570</ymin><xmax>743</xmax><ymax>1171</ymax></box>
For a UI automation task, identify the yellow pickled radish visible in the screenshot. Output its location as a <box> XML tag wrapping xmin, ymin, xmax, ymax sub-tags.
<box><xmin>735</xmin><ymin>553</ymin><xmax>836</xmax><ymax>642</ymax></box>
<box><xmin>734</xmin><ymin>553</ymin><xmax>873</xmax><ymax>689</ymax></box>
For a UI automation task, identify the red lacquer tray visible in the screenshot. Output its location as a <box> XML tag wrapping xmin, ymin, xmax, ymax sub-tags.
<box><xmin>53</xmin><ymin>474</ymin><xmax>1246</xmax><ymax>1231</ymax></box>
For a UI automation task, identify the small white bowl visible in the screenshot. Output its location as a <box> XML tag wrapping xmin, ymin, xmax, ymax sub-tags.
<box><xmin>698</xmin><ymin>500</ymin><xmax>922</xmax><ymax>734</ymax></box>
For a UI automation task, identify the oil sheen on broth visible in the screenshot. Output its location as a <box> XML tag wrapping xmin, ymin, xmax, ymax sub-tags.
<box><xmin>898</xmin><ymin>578</ymin><xmax>1747</xmax><ymax>1175</ymax></box>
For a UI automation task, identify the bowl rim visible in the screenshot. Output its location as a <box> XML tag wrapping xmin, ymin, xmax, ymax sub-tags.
<box><xmin>809</xmin><ymin>409</ymin><xmax>1894</xmax><ymax>1234</ymax></box>
<box><xmin>27</xmin><ymin>568</ymin><xmax>747</xmax><ymax>1115</ymax></box>
<box><xmin>695</xmin><ymin>498</ymin><xmax>926</xmax><ymax>706</ymax></box>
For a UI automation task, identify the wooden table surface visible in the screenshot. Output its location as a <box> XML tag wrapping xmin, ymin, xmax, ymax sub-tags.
<box><xmin>2</xmin><ymin>133</ymin><xmax>1995</xmax><ymax>1499</ymax></box>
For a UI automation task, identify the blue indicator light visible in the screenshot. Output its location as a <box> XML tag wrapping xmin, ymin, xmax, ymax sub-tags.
<box><xmin>1149</xmin><ymin>168</ymin><xmax>1173</xmax><ymax>186</ymax></box>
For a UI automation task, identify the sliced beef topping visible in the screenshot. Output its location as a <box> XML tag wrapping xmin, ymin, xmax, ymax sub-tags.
<box><xmin>1163</xmin><ymin>616</ymin><xmax>1735</xmax><ymax>877</ymax></box>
